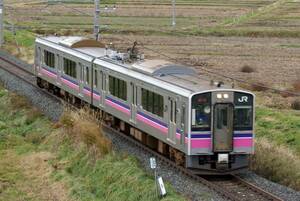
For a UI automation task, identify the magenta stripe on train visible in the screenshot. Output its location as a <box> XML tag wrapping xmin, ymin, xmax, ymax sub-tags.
<box><xmin>41</xmin><ymin>68</ymin><xmax>57</xmax><ymax>79</ymax></box>
<box><xmin>137</xmin><ymin>114</ymin><xmax>168</xmax><ymax>134</ymax></box>
<box><xmin>105</xmin><ymin>99</ymin><xmax>130</xmax><ymax>115</ymax></box>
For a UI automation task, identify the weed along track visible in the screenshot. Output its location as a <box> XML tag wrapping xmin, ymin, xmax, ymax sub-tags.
<box><xmin>0</xmin><ymin>51</ymin><xmax>286</xmax><ymax>201</ymax></box>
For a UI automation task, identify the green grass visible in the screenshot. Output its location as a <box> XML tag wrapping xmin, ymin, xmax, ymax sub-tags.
<box><xmin>255</xmin><ymin>107</ymin><xmax>300</xmax><ymax>154</ymax></box>
<box><xmin>3</xmin><ymin>30</ymin><xmax>35</xmax><ymax>48</ymax></box>
<box><xmin>0</xmin><ymin>85</ymin><xmax>187</xmax><ymax>201</ymax></box>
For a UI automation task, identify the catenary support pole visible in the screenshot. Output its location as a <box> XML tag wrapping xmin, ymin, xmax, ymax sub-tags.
<box><xmin>94</xmin><ymin>0</ymin><xmax>100</xmax><ymax>40</ymax></box>
<box><xmin>172</xmin><ymin>0</ymin><xmax>176</xmax><ymax>27</ymax></box>
<box><xmin>0</xmin><ymin>0</ymin><xmax>4</xmax><ymax>46</ymax></box>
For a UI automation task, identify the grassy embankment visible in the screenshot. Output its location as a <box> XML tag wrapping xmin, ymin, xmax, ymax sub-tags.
<box><xmin>252</xmin><ymin>107</ymin><xmax>300</xmax><ymax>190</ymax></box>
<box><xmin>0</xmin><ymin>85</ymin><xmax>186</xmax><ymax>201</ymax></box>
<box><xmin>2</xmin><ymin>30</ymin><xmax>35</xmax><ymax>63</ymax></box>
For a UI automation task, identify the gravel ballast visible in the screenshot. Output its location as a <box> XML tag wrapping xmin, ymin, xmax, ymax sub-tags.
<box><xmin>238</xmin><ymin>171</ymin><xmax>300</xmax><ymax>201</ymax></box>
<box><xmin>0</xmin><ymin>68</ymin><xmax>63</xmax><ymax>121</ymax></box>
<box><xmin>0</xmin><ymin>61</ymin><xmax>299</xmax><ymax>201</ymax></box>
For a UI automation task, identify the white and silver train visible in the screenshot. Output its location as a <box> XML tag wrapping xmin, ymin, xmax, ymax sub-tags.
<box><xmin>34</xmin><ymin>36</ymin><xmax>255</xmax><ymax>174</ymax></box>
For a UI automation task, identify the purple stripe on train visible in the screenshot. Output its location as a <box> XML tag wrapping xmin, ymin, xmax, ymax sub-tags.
<box><xmin>83</xmin><ymin>87</ymin><xmax>101</xmax><ymax>101</ymax></box>
<box><xmin>41</xmin><ymin>67</ymin><xmax>57</xmax><ymax>79</ymax></box>
<box><xmin>105</xmin><ymin>96</ymin><xmax>130</xmax><ymax>115</ymax></box>
<box><xmin>137</xmin><ymin>113</ymin><xmax>168</xmax><ymax>134</ymax></box>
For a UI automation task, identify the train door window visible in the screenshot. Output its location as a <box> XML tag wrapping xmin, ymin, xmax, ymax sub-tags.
<box><xmin>100</xmin><ymin>71</ymin><xmax>105</xmax><ymax>90</ymax></box>
<box><xmin>44</xmin><ymin>50</ymin><xmax>55</xmax><ymax>68</ymax></box>
<box><xmin>169</xmin><ymin>99</ymin><xmax>177</xmax><ymax>123</ymax></box>
<box><xmin>174</xmin><ymin>102</ymin><xmax>177</xmax><ymax>123</ymax></box>
<box><xmin>217</xmin><ymin>107</ymin><xmax>228</xmax><ymax>129</ymax></box>
<box><xmin>38</xmin><ymin>47</ymin><xmax>41</xmax><ymax>62</ymax></box>
<box><xmin>63</xmin><ymin>58</ymin><xmax>77</xmax><ymax>78</ymax></box>
<box><xmin>85</xmin><ymin>66</ymin><xmax>90</xmax><ymax>85</ymax></box>
<box><xmin>181</xmin><ymin>105</ymin><xmax>186</xmax><ymax>134</ymax></box>
<box><xmin>170</xmin><ymin>99</ymin><xmax>174</xmax><ymax>122</ymax></box>
<box><xmin>131</xmin><ymin>82</ymin><xmax>136</xmax><ymax>105</ymax></box>
<box><xmin>94</xmin><ymin>69</ymin><xmax>98</xmax><ymax>88</ymax></box>
<box><xmin>109</xmin><ymin>75</ymin><xmax>127</xmax><ymax>101</ymax></box>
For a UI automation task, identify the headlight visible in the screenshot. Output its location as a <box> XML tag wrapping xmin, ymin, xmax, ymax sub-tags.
<box><xmin>223</xmin><ymin>94</ymin><xmax>229</xmax><ymax>99</ymax></box>
<box><xmin>217</xmin><ymin>94</ymin><xmax>222</xmax><ymax>99</ymax></box>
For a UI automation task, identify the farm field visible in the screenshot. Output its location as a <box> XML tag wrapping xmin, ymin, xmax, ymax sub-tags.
<box><xmin>4</xmin><ymin>0</ymin><xmax>300</xmax><ymax>93</ymax></box>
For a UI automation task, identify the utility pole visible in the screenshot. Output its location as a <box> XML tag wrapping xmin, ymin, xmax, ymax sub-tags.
<box><xmin>94</xmin><ymin>0</ymin><xmax>100</xmax><ymax>41</ymax></box>
<box><xmin>172</xmin><ymin>0</ymin><xmax>176</xmax><ymax>27</ymax></box>
<box><xmin>0</xmin><ymin>0</ymin><xmax>4</xmax><ymax>46</ymax></box>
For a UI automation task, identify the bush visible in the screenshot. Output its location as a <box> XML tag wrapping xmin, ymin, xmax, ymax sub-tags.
<box><xmin>59</xmin><ymin>108</ymin><xmax>112</xmax><ymax>158</ymax></box>
<box><xmin>291</xmin><ymin>99</ymin><xmax>300</xmax><ymax>110</ymax></box>
<box><xmin>9</xmin><ymin>93</ymin><xmax>30</xmax><ymax>109</ymax></box>
<box><xmin>250</xmin><ymin>138</ymin><xmax>300</xmax><ymax>191</ymax></box>
<box><xmin>240</xmin><ymin>65</ymin><xmax>255</xmax><ymax>73</ymax></box>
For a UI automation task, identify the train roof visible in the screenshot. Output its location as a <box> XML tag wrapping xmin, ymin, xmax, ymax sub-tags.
<box><xmin>36</xmin><ymin>36</ymin><xmax>246</xmax><ymax>97</ymax></box>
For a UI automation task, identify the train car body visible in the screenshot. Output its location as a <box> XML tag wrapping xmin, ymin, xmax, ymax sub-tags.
<box><xmin>34</xmin><ymin>36</ymin><xmax>255</xmax><ymax>174</ymax></box>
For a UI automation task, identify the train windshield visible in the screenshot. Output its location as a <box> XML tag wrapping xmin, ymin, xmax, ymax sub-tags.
<box><xmin>191</xmin><ymin>93</ymin><xmax>211</xmax><ymax>131</ymax></box>
<box><xmin>234</xmin><ymin>92</ymin><xmax>254</xmax><ymax>130</ymax></box>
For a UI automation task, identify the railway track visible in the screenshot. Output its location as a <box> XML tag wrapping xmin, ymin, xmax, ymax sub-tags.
<box><xmin>0</xmin><ymin>51</ymin><xmax>284</xmax><ymax>201</ymax></box>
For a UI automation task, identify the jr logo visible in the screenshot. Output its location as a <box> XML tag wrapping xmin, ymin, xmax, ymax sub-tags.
<box><xmin>238</xmin><ymin>96</ymin><xmax>248</xmax><ymax>103</ymax></box>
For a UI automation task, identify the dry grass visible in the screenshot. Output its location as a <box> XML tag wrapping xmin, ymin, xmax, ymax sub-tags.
<box><xmin>9</xmin><ymin>92</ymin><xmax>30</xmax><ymax>109</ymax></box>
<box><xmin>240</xmin><ymin>65</ymin><xmax>255</xmax><ymax>73</ymax></box>
<box><xmin>250</xmin><ymin>138</ymin><xmax>300</xmax><ymax>191</ymax></box>
<box><xmin>291</xmin><ymin>99</ymin><xmax>300</xmax><ymax>110</ymax></box>
<box><xmin>292</xmin><ymin>80</ymin><xmax>300</xmax><ymax>92</ymax></box>
<box><xmin>25</xmin><ymin>107</ymin><xmax>42</xmax><ymax>124</ymax></box>
<box><xmin>59</xmin><ymin>108</ymin><xmax>112</xmax><ymax>158</ymax></box>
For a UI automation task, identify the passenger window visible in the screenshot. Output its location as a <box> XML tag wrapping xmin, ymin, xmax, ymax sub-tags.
<box><xmin>63</xmin><ymin>58</ymin><xmax>76</xmax><ymax>78</ymax></box>
<box><xmin>44</xmin><ymin>50</ymin><xmax>55</xmax><ymax>68</ymax></box>
<box><xmin>109</xmin><ymin>76</ymin><xmax>127</xmax><ymax>101</ymax></box>
<box><xmin>141</xmin><ymin>88</ymin><xmax>164</xmax><ymax>117</ymax></box>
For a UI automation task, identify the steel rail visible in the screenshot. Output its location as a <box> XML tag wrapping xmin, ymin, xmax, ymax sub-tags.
<box><xmin>0</xmin><ymin>53</ymin><xmax>284</xmax><ymax>201</ymax></box>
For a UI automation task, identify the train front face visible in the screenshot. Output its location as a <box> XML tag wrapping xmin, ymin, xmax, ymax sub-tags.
<box><xmin>187</xmin><ymin>90</ymin><xmax>254</xmax><ymax>174</ymax></box>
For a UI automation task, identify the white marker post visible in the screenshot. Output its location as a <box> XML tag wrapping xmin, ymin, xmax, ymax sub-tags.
<box><xmin>157</xmin><ymin>176</ymin><xmax>167</xmax><ymax>197</ymax></box>
<box><xmin>150</xmin><ymin>157</ymin><xmax>158</xmax><ymax>199</ymax></box>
